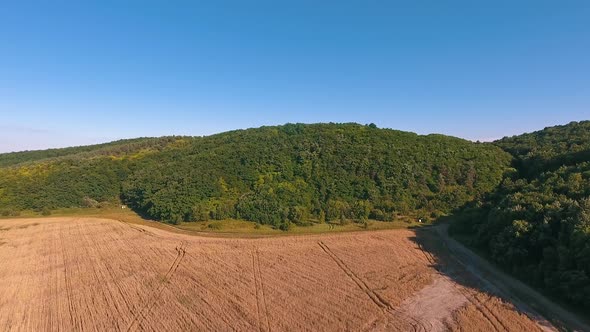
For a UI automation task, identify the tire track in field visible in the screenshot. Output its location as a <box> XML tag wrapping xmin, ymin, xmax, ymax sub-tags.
<box><xmin>126</xmin><ymin>223</ymin><xmax>155</xmax><ymax>237</ymax></box>
<box><xmin>318</xmin><ymin>241</ymin><xmax>427</xmax><ymax>332</ymax></box>
<box><xmin>456</xmin><ymin>287</ymin><xmax>506</xmax><ymax>332</ymax></box>
<box><xmin>113</xmin><ymin>220</ymin><xmax>162</xmax><ymax>324</ymax></box>
<box><xmin>440</xmin><ymin>250</ymin><xmax>508</xmax><ymax>331</ymax></box>
<box><xmin>77</xmin><ymin>221</ymin><xmax>129</xmax><ymax>330</ymax></box>
<box><xmin>417</xmin><ymin>242</ymin><xmax>437</xmax><ymax>267</ymax></box>
<box><xmin>97</xmin><ymin>225</ymin><xmax>138</xmax><ymax>327</ymax></box>
<box><xmin>126</xmin><ymin>241</ymin><xmax>186</xmax><ymax>332</ymax></box>
<box><xmin>68</xmin><ymin>221</ymin><xmax>101</xmax><ymax>330</ymax></box>
<box><xmin>59</xmin><ymin>225</ymin><xmax>78</xmax><ymax>330</ymax></box>
<box><xmin>256</xmin><ymin>250</ymin><xmax>271</xmax><ymax>332</ymax></box>
<box><xmin>251</xmin><ymin>249</ymin><xmax>271</xmax><ymax>332</ymax></box>
<box><xmin>251</xmin><ymin>251</ymin><xmax>263</xmax><ymax>331</ymax></box>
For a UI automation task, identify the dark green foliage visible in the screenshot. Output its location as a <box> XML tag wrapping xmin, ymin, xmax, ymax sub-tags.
<box><xmin>496</xmin><ymin>121</ymin><xmax>590</xmax><ymax>179</ymax></box>
<box><xmin>207</xmin><ymin>221</ymin><xmax>223</xmax><ymax>230</ymax></box>
<box><xmin>0</xmin><ymin>123</ymin><xmax>510</xmax><ymax>229</ymax></box>
<box><xmin>450</xmin><ymin>120</ymin><xmax>590</xmax><ymax>310</ymax></box>
<box><xmin>0</xmin><ymin>137</ymin><xmax>186</xmax><ymax>212</ymax></box>
<box><xmin>120</xmin><ymin>123</ymin><xmax>510</xmax><ymax>225</ymax></box>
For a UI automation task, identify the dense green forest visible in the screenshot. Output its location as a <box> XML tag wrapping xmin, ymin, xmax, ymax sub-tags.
<box><xmin>121</xmin><ymin>123</ymin><xmax>509</xmax><ymax>226</ymax></box>
<box><xmin>449</xmin><ymin>121</ymin><xmax>590</xmax><ymax>310</ymax></box>
<box><xmin>0</xmin><ymin>123</ymin><xmax>510</xmax><ymax>228</ymax></box>
<box><xmin>0</xmin><ymin>137</ymin><xmax>186</xmax><ymax>214</ymax></box>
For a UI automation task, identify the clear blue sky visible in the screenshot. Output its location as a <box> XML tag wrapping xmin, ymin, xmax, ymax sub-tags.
<box><xmin>1</xmin><ymin>1</ymin><xmax>588</xmax><ymax>152</ymax></box>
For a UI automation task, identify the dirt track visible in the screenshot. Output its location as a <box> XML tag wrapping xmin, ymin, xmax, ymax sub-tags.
<box><xmin>0</xmin><ymin>218</ymin><xmax>558</xmax><ymax>331</ymax></box>
<box><xmin>433</xmin><ymin>224</ymin><xmax>589</xmax><ymax>332</ymax></box>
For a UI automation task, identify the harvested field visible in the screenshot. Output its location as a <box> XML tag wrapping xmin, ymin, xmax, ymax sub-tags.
<box><xmin>0</xmin><ymin>217</ymin><xmax>556</xmax><ymax>331</ymax></box>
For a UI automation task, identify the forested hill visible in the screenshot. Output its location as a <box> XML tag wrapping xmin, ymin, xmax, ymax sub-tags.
<box><xmin>0</xmin><ymin>136</ymin><xmax>188</xmax><ymax>215</ymax></box>
<box><xmin>0</xmin><ymin>123</ymin><xmax>510</xmax><ymax>226</ymax></box>
<box><xmin>450</xmin><ymin>120</ymin><xmax>590</xmax><ymax>310</ymax></box>
<box><xmin>496</xmin><ymin>120</ymin><xmax>590</xmax><ymax>179</ymax></box>
<box><xmin>0</xmin><ymin>137</ymin><xmax>183</xmax><ymax>168</ymax></box>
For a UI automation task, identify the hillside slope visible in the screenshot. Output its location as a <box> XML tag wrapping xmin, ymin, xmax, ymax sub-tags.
<box><xmin>0</xmin><ymin>137</ymin><xmax>187</xmax><ymax>213</ymax></box>
<box><xmin>0</xmin><ymin>123</ymin><xmax>510</xmax><ymax>226</ymax></box>
<box><xmin>450</xmin><ymin>120</ymin><xmax>590</xmax><ymax>311</ymax></box>
<box><xmin>0</xmin><ymin>137</ymin><xmax>183</xmax><ymax>167</ymax></box>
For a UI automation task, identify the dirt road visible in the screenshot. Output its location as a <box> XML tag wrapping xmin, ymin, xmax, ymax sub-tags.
<box><xmin>433</xmin><ymin>224</ymin><xmax>589</xmax><ymax>332</ymax></box>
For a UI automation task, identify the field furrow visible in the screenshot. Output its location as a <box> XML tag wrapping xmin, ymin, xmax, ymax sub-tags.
<box><xmin>0</xmin><ymin>217</ymin><xmax>556</xmax><ymax>331</ymax></box>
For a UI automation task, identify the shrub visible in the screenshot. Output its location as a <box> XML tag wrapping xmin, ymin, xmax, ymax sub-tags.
<box><xmin>278</xmin><ymin>221</ymin><xmax>292</xmax><ymax>231</ymax></box>
<box><xmin>319</xmin><ymin>210</ymin><xmax>326</xmax><ymax>224</ymax></box>
<box><xmin>339</xmin><ymin>214</ymin><xmax>349</xmax><ymax>226</ymax></box>
<box><xmin>370</xmin><ymin>209</ymin><xmax>386</xmax><ymax>221</ymax></box>
<box><xmin>1</xmin><ymin>209</ymin><xmax>21</xmax><ymax>217</ymax></box>
<box><xmin>82</xmin><ymin>197</ymin><xmax>99</xmax><ymax>208</ymax></box>
<box><xmin>98</xmin><ymin>201</ymin><xmax>112</xmax><ymax>209</ymax></box>
<box><xmin>207</xmin><ymin>222</ymin><xmax>223</xmax><ymax>230</ymax></box>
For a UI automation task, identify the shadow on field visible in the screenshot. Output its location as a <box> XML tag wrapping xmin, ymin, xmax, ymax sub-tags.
<box><xmin>409</xmin><ymin>225</ymin><xmax>495</xmax><ymax>294</ymax></box>
<box><xmin>408</xmin><ymin>224</ymin><xmax>575</xmax><ymax>331</ymax></box>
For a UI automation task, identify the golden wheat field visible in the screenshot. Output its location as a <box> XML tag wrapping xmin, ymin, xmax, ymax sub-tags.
<box><xmin>0</xmin><ymin>217</ymin><xmax>555</xmax><ymax>331</ymax></box>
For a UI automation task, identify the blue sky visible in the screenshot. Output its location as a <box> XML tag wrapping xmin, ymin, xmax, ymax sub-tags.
<box><xmin>1</xmin><ymin>1</ymin><xmax>588</xmax><ymax>152</ymax></box>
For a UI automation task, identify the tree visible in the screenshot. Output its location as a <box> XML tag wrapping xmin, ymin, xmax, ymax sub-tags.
<box><xmin>319</xmin><ymin>210</ymin><xmax>326</xmax><ymax>223</ymax></box>
<box><xmin>353</xmin><ymin>200</ymin><xmax>371</xmax><ymax>220</ymax></box>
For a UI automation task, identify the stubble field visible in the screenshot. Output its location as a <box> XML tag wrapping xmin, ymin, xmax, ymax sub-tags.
<box><xmin>0</xmin><ymin>217</ymin><xmax>555</xmax><ymax>331</ymax></box>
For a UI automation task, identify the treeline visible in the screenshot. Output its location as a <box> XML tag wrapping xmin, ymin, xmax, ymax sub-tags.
<box><xmin>0</xmin><ymin>123</ymin><xmax>510</xmax><ymax>229</ymax></box>
<box><xmin>450</xmin><ymin>121</ymin><xmax>590</xmax><ymax>310</ymax></box>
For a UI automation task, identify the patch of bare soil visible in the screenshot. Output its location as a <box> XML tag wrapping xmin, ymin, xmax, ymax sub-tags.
<box><xmin>398</xmin><ymin>275</ymin><xmax>468</xmax><ymax>332</ymax></box>
<box><xmin>0</xmin><ymin>217</ymin><xmax>557</xmax><ymax>331</ymax></box>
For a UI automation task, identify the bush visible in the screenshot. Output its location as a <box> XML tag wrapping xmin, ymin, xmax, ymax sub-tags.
<box><xmin>319</xmin><ymin>210</ymin><xmax>326</xmax><ymax>223</ymax></box>
<box><xmin>40</xmin><ymin>208</ymin><xmax>51</xmax><ymax>216</ymax></box>
<box><xmin>167</xmin><ymin>214</ymin><xmax>182</xmax><ymax>225</ymax></box>
<box><xmin>430</xmin><ymin>210</ymin><xmax>443</xmax><ymax>219</ymax></box>
<box><xmin>370</xmin><ymin>209</ymin><xmax>386</xmax><ymax>221</ymax></box>
<box><xmin>82</xmin><ymin>197</ymin><xmax>99</xmax><ymax>208</ymax></box>
<box><xmin>98</xmin><ymin>201</ymin><xmax>113</xmax><ymax>209</ymax></box>
<box><xmin>278</xmin><ymin>221</ymin><xmax>292</xmax><ymax>231</ymax></box>
<box><xmin>191</xmin><ymin>203</ymin><xmax>210</xmax><ymax>221</ymax></box>
<box><xmin>207</xmin><ymin>222</ymin><xmax>223</xmax><ymax>230</ymax></box>
<box><xmin>287</xmin><ymin>206</ymin><xmax>308</xmax><ymax>223</ymax></box>
<box><xmin>339</xmin><ymin>214</ymin><xmax>349</xmax><ymax>226</ymax></box>
<box><xmin>0</xmin><ymin>209</ymin><xmax>21</xmax><ymax>217</ymax></box>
